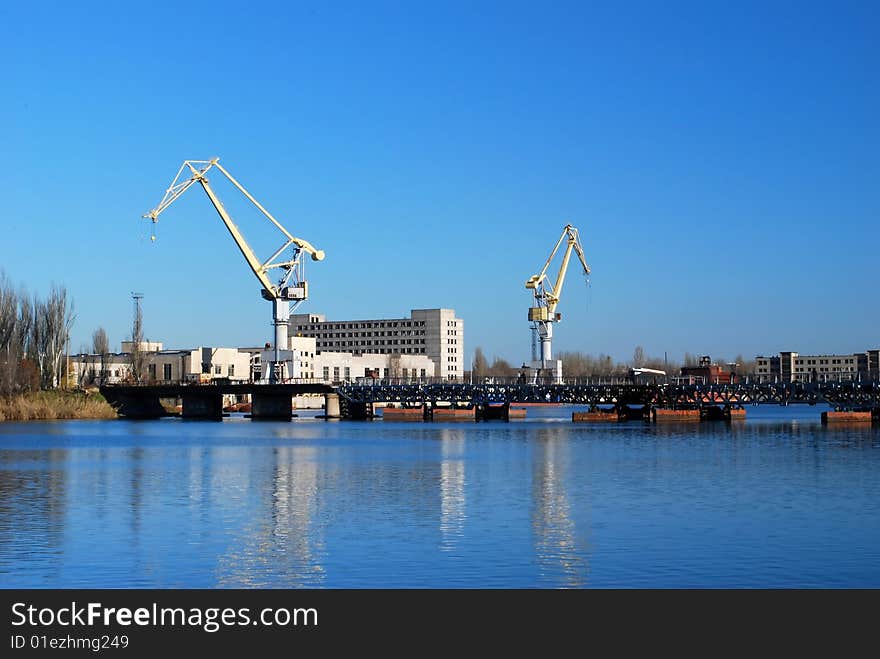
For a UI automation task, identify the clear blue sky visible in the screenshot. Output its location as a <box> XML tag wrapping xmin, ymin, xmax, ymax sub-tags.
<box><xmin>1</xmin><ymin>1</ymin><xmax>877</xmax><ymax>364</ymax></box>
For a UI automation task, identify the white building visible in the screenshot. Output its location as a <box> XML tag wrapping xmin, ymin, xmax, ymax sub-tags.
<box><xmin>290</xmin><ymin>308</ymin><xmax>464</xmax><ymax>380</ymax></box>
<box><xmin>72</xmin><ymin>346</ymin><xmax>252</xmax><ymax>386</ymax></box>
<box><xmin>755</xmin><ymin>350</ymin><xmax>879</xmax><ymax>382</ymax></box>
<box><xmin>241</xmin><ymin>336</ymin><xmax>435</xmax><ymax>384</ymax></box>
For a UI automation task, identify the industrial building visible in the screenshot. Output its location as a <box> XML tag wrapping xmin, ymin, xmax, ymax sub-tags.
<box><xmin>679</xmin><ymin>356</ymin><xmax>736</xmax><ymax>384</ymax></box>
<box><xmin>290</xmin><ymin>308</ymin><xmax>464</xmax><ymax>380</ymax></box>
<box><xmin>72</xmin><ymin>343</ymin><xmax>252</xmax><ymax>386</ymax></box>
<box><xmin>755</xmin><ymin>349</ymin><xmax>880</xmax><ymax>382</ymax></box>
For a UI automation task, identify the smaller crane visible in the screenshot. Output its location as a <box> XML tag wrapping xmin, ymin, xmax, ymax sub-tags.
<box><xmin>525</xmin><ymin>223</ymin><xmax>591</xmax><ymax>383</ymax></box>
<box><xmin>144</xmin><ymin>158</ymin><xmax>324</xmax><ymax>383</ymax></box>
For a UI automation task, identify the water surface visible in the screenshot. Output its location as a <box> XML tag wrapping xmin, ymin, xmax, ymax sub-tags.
<box><xmin>1</xmin><ymin>405</ymin><xmax>878</xmax><ymax>588</ymax></box>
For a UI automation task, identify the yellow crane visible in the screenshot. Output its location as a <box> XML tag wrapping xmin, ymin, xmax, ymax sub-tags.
<box><xmin>143</xmin><ymin>158</ymin><xmax>325</xmax><ymax>383</ymax></box>
<box><xmin>525</xmin><ymin>223</ymin><xmax>591</xmax><ymax>383</ymax></box>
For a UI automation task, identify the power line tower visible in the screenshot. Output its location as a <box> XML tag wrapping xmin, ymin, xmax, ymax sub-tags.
<box><xmin>131</xmin><ymin>293</ymin><xmax>144</xmax><ymax>343</ymax></box>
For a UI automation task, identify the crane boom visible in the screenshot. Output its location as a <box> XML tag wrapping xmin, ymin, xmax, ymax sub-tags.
<box><xmin>143</xmin><ymin>157</ymin><xmax>325</xmax><ymax>383</ymax></box>
<box><xmin>524</xmin><ymin>223</ymin><xmax>591</xmax><ymax>383</ymax></box>
<box><xmin>144</xmin><ymin>159</ymin><xmax>324</xmax><ymax>300</ymax></box>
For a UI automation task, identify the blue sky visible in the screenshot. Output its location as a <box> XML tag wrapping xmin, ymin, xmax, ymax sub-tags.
<box><xmin>1</xmin><ymin>1</ymin><xmax>877</xmax><ymax>364</ymax></box>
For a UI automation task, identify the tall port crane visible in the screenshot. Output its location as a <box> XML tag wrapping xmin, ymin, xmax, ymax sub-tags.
<box><xmin>144</xmin><ymin>158</ymin><xmax>325</xmax><ymax>383</ymax></box>
<box><xmin>525</xmin><ymin>223</ymin><xmax>591</xmax><ymax>383</ymax></box>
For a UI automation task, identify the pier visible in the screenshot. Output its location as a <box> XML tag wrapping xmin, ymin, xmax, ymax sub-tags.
<box><xmin>101</xmin><ymin>380</ymin><xmax>880</xmax><ymax>422</ymax></box>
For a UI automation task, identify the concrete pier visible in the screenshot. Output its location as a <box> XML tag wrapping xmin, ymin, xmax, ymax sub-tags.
<box><xmin>181</xmin><ymin>391</ymin><xmax>223</xmax><ymax>420</ymax></box>
<box><xmin>110</xmin><ymin>392</ymin><xmax>166</xmax><ymax>419</ymax></box>
<box><xmin>323</xmin><ymin>393</ymin><xmax>341</xmax><ymax>419</ymax></box>
<box><xmin>251</xmin><ymin>392</ymin><xmax>293</xmax><ymax>420</ymax></box>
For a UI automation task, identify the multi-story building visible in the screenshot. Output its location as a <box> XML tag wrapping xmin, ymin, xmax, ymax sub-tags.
<box><xmin>290</xmin><ymin>308</ymin><xmax>464</xmax><ymax>380</ymax></box>
<box><xmin>755</xmin><ymin>349</ymin><xmax>879</xmax><ymax>382</ymax></box>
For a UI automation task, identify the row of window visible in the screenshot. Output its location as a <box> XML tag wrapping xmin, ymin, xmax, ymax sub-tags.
<box><xmin>321</xmin><ymin>367</ymin><xmax>428</xmax><ymax>381</ymax></box>
<box><xmin>318</xmin><ymin>338</ymin><xmax>426</xmax><ymax>346</ymax></box>
<box><xmin>299</xmin><ymin>320</ymin><xmax>427</xmax><ymax>331</ymax></box>
<box><xmin>307</xmin><ymin>330</ymin><xmax>426</xmax><ymax>339</ymax></box>
<box><xmin>795</xmin><ymin>366</ymin><xmax>855</xmax><ymax>373</ymax></box>
<box><xmin>316</xmin><ymin>347</ymin><xmax>426</xmax><ymax>355</ymax></box>
<box><xmin>795</xmin><ymin>358</ymin><xmax>855</xmax><ymax>366</ymax></box>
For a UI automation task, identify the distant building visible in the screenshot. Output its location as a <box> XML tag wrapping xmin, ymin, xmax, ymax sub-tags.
<box><xmin>120</xmin><ymin>340</ymin><xmax>164</xmax><ymax>353</ymax></box>
<box><xmin>755</xmin><ymin>349</ymin><xmax>880</xmax><ymax>382</ymax></box>
<box><xmin>240</xmin><ymin>336</ymin><xmax>435</xmax><ymax>384</ymax></box>
<box><xmin>72</xmin><ymin>346</ymin><xmax>251</xmax><ymax>386</ymax></box>
<box><xmin>679</xmin><ymin>356</ymin><xmax>735</xmax><ymax>384</ymax></box>
<box><xmin>290</xmin><ymin>308</ymin><xmax>464</xmax><ymax>380</ymax></box>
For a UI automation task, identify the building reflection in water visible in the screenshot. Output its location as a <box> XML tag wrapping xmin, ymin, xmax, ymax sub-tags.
<box><xmin>216</xmin><ymin>446</ymin><xmax>325</xmax><ymax>587</ymax></box>
<box><xmin>532</xmin><ymin>428</ymin><xmax>590</xmax><ymax>587</ymax></box>
<box><xmin>439</xmin><ymin>429</ymin><xmax>466</xmax><ymax>551</ymax></box>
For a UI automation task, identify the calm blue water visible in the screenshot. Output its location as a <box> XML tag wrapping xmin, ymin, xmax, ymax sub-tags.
<box><xmin>1</xmin><ymin>406</ymin><xmax>879</xmax><ymax>588</ymax></box>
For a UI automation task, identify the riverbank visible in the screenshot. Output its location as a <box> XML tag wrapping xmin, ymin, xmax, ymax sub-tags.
<box><xmin>0</xmin><ymin>390</ymin><xmax>118</xmax><ymax>421</ymax></box>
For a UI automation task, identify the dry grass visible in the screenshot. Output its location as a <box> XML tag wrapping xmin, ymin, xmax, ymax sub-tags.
<box><xmin>0</xmin><ymin>390</ymin><xmax>118</xmax><ymax>421</ymax></box>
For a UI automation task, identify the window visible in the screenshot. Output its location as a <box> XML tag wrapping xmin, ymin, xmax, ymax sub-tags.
<box><xmin>163</xmin><ymin>363</ymin><xmax>172</xmax><ymax>380</ymax></box>
<box><xmin>214</xmin><ymin>364</ymin><xmax>222</xmax><ymax>375</ymax></box>
<box><xmin>148</xmin><ymin>363</ymin><xmax>156</xmax><ymax>379</ymax></box>
<box><xmin>420</xmin><ymin>368</ymin><xmax>426</xmax><ymax>378</ymax></box>
<box><xmin>323</xmin><ymin>366</ymin><xmax>330</xmax><ymax>381</ymax></box>
<box><xmin>228</xmin><ymin>364</ymin><xmax>235</xmax><ymax>377</ymax></box>
<box><xmin>344</xmin><ymin>366</ymin><xmax>350</xmax><ymax>381</ymax></box>
<box><xmin>402</xmin><ymin>368</ymin><xmax>408</xmax><ymax>377</ymax></box>
<box><xmin>333</xmin><ymin>366</ymin><xmax>340</xmax><ymax>381</ymax></box>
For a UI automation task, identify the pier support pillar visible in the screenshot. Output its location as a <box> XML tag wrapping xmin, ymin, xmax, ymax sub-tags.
<box><xmin>108</xmin><ymin>392</ymin><xmax>166</xmax><ymax>419</ymax></box>
<box><xmin>324</xmin><ymin>393</ymin><xmax>341</xmax><ymax>419</ymax></box>
<box><xmin>477</xmin><ymin>403</ymin><xmax>510</xmax><ymax>421</ymax></box>
<box><xmin>181</xmin><ymin>391</ymin><xmax>223</xmax><ymax>420</ymax></box>
<box><xmin>251</xmin><ymin>392</ymin><xmax>293</xmax><ymax>420</ymax></box>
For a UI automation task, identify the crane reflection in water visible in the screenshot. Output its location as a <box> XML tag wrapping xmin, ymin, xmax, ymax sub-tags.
<box><xmin>439</xmin><ymin>429</ymin><xmax>466</xmax><ymax>552</ymax></box>
<box><xmin>531</xmin><ymin>427</ymin><xmax>590</xmax><ymax>587</ymax></box>
<box><xmin>215</xmin><ymin>445</ymin><xmax>325</xmax><ymax>587</ymax></box>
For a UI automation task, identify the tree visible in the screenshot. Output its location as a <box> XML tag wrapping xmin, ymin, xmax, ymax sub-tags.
<box><xmin>487</xmin><ymin>356</ymin><xmax>516</xmax><ymax>378</ymax></box>
<box><xmin>472</xmin><ymin>347</ymin><xmax>488</xmax><ymax>380</ymax></box>
<box><xmin>632</xmin><ymin>345</ymin><xmax>646</xmax><ymax>368</ymax></box>
<box><xmin>0</xmin><ymin>275</ymin><xmax>73</xmax><ymax>392</ymax></box>
<box><xmin>129</xmin><ymin>300</ymin><xmax>146</xmax><ymax>384</ymax></box>
<box><xmin>92</xmin><ymin>327</ymin><xmax>109</xmax><ymax>355</ymax></box>
<box><xmin>92</xmin><ymin>327</ymin><xmax>110</xmax><ymax>385</ymax></box>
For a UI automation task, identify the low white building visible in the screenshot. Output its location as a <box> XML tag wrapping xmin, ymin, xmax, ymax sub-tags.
<box><xmin>242</xmin><ymin>336</ymin><xmax>435</xmax><ymax>384</ymax></box>
<box><xmin>72</xmin><ymin>346</ymin><xmax>252</xmax><ymax>386</ymax></box>
<box><xmin>314</xmin><ymin>350</ymin><xmax>435</xmax><ymax>384</ymax></box>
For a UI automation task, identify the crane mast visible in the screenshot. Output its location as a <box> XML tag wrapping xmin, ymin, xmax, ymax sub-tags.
<box><xmin>525</xmin><ymin>223</ymin><xmax>591</xmax><ymax>383</ymax></box>
<box><xmin>144</xmin><ymin>158</ymin><xmax>325</xmax><ymax>383</ymax></box>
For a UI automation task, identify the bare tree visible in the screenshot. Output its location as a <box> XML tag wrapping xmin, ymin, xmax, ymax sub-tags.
<box><xmin>47</xmin><ymin>285</ymin><xmax>75</xmax><ymax>388</ymax></box>
<box><xmin>92</xmin><ymin>327</ymin><xmax>110</xmax><ymax>384</ymax></box>
<box><xmin>1</xmin><ymin>276</ymin><xmax>74</xmax><ymax>392</ymax></box>
<box><xmin>92</xmin><ymin>327</ymin><xmax>109</xmax><ymax>355</ymax></box>
<box><xmin>472</xmin><ymin>346</ymin><xmax>488</xmax><ymax>380</ymax></box>
<box><xmin>632</xmin><ymin>345</ymin><xmax>646</xmax><ymax>368</ymax></box>
<box><xmin>129</xmin><ymin>302</ymin><xmax>146</xmax><ymax>384</ymax></box>
<box><xmin>487</xmin><ymin>356</ymin><xmax>516</xmax><ymax>378</ymax></box>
